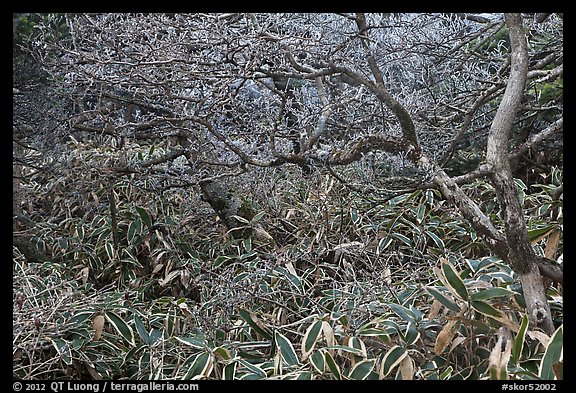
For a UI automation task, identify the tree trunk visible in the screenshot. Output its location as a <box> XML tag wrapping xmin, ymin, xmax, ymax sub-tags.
<box><xmin>199</xmin><ymin>179</ymin><xmax>256</xmax><ymax>239</ymax></box>
<box><xmin>485</xmin><ymin>14</ymin><xmax>554</xmax><ymax>334</ymax></box>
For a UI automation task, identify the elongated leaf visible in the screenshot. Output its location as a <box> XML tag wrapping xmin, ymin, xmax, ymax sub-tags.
<box><xmin>441</xmin><ymin>260</ymin><xmax>469</xmax><ymax>301</ymax></box>
<box><xmin>105</xmin><ymin>241</ymin><xmax>115</xmax><ymax>261</ymax></box>
<box><xmin>127</xmin><ymin>218</ymin><xmax>142</xmax><ymax>243</ymax></box>
<box><xmin>347</xmin><ymin>337</ymin><xmax>367</xmax><ymax>359</ymax></box>
<box><xmin>425</xmin><ymin>286</ymin><xmax>461</xmax><ymax>313</ymax></box>
<box><xmin>426</xmin><ymin>231</ymin><xmax>445</xmax><ymax>250</ymax></box>
<box><xmin>402</xmin><ymin>322</ymin><xmax>420</xmax><ymax>346</ymax></box>
<box><xmin>183</xmin><ymin>352</ymin><xmax>212</xmax><ymax>379</ymax></box>
<box><xmin>250</xmin><ymin>211</ymin><xmax>266</xmax><ymax>224</ymax></box>
<box><xmin>149</xmin><ymin>328</ymin><xmax>163</xmax><ymax>345</ymax></box>
<box><xmin>50</xmin><ymin>337</ymin><xmax>72</xmax><ymax>366</ymax></box>
<box><xmin>134</xmin><ymin>314</ymin><xmax>150</xmax><ymax>345</ymax></box>
<box><xmin>416</xmin><ymin>203</ymin><xmax>426</xmax><ymax>224</ymax></box>
<box><xmin>378</xmin><ymin>237</ymin><xmax>394</xmax><ymax>253</ymax></box>
<box><xmin>274</xmin><ymin>266</ymin><xmax>302</xmax><ymax>290</ymax></box>
<box><xmin>349</xmin><ymin>359</ymin><xmax>375</xmax><ymax>380</ymax></box>
<box><xmin>324</xmin><ymin>351</ymin><xmax>341</xmax><ymax>379</ymax></box>
<box><xmin>380</xmin><ymin>346</ymin><xmax>407</xmax><ymax>379</ymax></box>
<box><xmin>391</xmin><ymin>232</ymin><xmax>412</xmax><ymax>246</ymax></box>
<box><xmin>322</xmin><ymin>321</ymin><xmax>335</xmax><ymax>348</ymax></box>
<box><xmin>471</xmin><ymin>287</ymin><xmax>514</xmax><ymax>301</ymax></box>
<box><xmin>223</xmin><ymin>362</ymin><xmax>237</xmax><ymax>380</ymax></box>
<box><xmin>471</xmin><ymin>300</ymin><xmax>503</xmax><ymax>318</ymax></box>
<box><xmin>539</xmin><ymin>325</ymin><xmax>563</xmax><ymax>380</ymax></box>
<box><xmin>214</xmin><ymin>346</ymin><xmax>232</xmax><ymax>361</ymax></box>
<box><xmin>237</xmin><ymin>359</ymin><xmax>267</xmax><ymax>378</ymax></box>
<box><xmin>309</xmin><ymin>350</ymin><xmax>325</xmax><ymax>373</ymax></box>
<box><xmin>135</xmin><ymin>206</ymin><xmax>153</xmax><ymax>229</ymax></box>
<box><xmin>399</xmin><ymin>355</ymin><xmax>414</xmax><ymax>380</ymax></box>
<box><xmin>92</xmin><ymin>315</ymin><xmax>105</xmax><ymax>342</ymax></box>
<box><xmin>238</xmin><ymin>309</ymin><xmax>272</xmax><ymax>339</ymax></box>
<box><xmin>434</xmin><ymin>320</ymin><xmax>459</xmax><ymax>355</ymax></box>
<box><xmin>214</xmin><ymin>255</ymin><xmax>235</xmax><ymax>268</ymax></box>
<box><xmin>105</xmin><ymin>311</ymin><xmax>135</xmax><ymax>346</ymax></box>
<box><xmin>75</xmin><ymin>225</ymin><xmax>84</xmax><ymax>240</ymax></box>
<box><xmin>175</xmin><ymin>336</ymin><xmax>206</xmax><ymax>349</ymax></box>
<box><xmin>388</xmin><ymin>303</ymin><xmax>416</xmax><ymax>324</ymax></box>
<box><xmin>512</xmin><ymin>315</ymin><xmax>529</xmax><ymax>365</ymax></box>
<box><xmin>323</xmin><ymin>345</ymin><xmax>364</xmax><ymax>355</ymax></box>
<box><xmin>528</xmin><ymin>224</ymin><xmax>555</xmax><ymax>243</ymax></box>
<box><xmin>301</xmin><ymin>319</ymin><xmax>323</xmax><ymax>361</ymax></box>
<box><xmin>358</xmin><ymin>326</ymin><xmax>390</xmax><ymax>339</ymax></box>
<box><xmin>275</xmin><ymin>331</ymin><xmax>299</xmax><ymax>367</ymax></box>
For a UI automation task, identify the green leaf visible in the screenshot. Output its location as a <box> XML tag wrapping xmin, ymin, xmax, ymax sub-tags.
<box><xmin>242</xmin><ymin>238</ymin><xmax>252</xmax><ymax>253</ymax></box>
<box><xmin>349</xmin><ymin>359</ymin><xmax>375</xmax><ymax>380</ymax></box>
<box><xmin>347</xmin><ymin>337</ymin><xmax>367</xmax><ymax>355</ymax></box>
<box><xmin>250</xmin><ymin>211</ymin><xmax>266</xmax><ymax>224</ymax></box>
<box><xmin>50</xmin><ymin>337</ymin><xmax>72</xmax><ymax>366</ymax></box>
<box><xmin>358</xmin><ymin>326</ymin><xmax>390</xmax><ymax>339</ymax></box>
<box><xmin>471</xmin><ymin>287</ymin><xmax>514</xmax><ymax>301</ymax></box>
<box><xmin>324</xmin><ymin>351</ymin><xmax>341</xmax><ymax>379</ymax></box>
<box><xmin>390</xmin><ymin>232</ymin><xmax>412</xmax><ymax>246</ymax></box>
<box><xmin>135</xmin><ymin>206</ymin><xmax>153</xmax><ymax>229</ymax></box>
<box><xmin>309</xmin><ymin>350</ymin><xmax>325</xmax><ymax>373</ymax></box>
<box><xmin>539</xmin><ymin>325</ymin><xmax>563</xmax><ymax>380</ymax></box>
<box><xmin>378</xmin><ymin>237</ymin><xmax>394</xmax><ymax>252</ymax></box>
<box><xmin>149</xmin><ymin>328</ymin><xmax>163</xmax><ymax>345</ymax></box>
<box><xmin>273</xmin><ymin>266</ymin><xmax>301</xmax><ymax>290</ymax></box>
<box><xmin>127</xmin><ymin>218</ymin><xmax>142</xmax><ymax>243</ymax></box>
<box><xmin>275</xmin><ymin>331</ymin><xmax>299</xmax><ymax>367</ymax></box>
<box><xmin>105</xmin><ymin>311</ymin><xmax>135</xmax><ymax>346</ymax></box>
<box><xmin>470</xmin><ymin>300</ymin><xmax>503</xmax><ymax>318</ymax></box>
<box><xmin>175</xmin><ymin>336</ymin><xmax>206</xmax><ymax>349</ymax></box>
<box><xmin>425</xmin><ymin>231</ymin><xmax>445</xmax><ymax>250</ymax></box>
<box><xmin>75</xmin><ymin>225</ymin><xmax>84</xmax><ymax>240</ymax></box>
<box><xmin>237</xmin><ymin>359</ymin><xmax>267</xmax><ymax>378</ymax></box>
<box><xmin>415</xmin><ymin>203</ymin><xmax>426</xmax><ymax>224</ymax></box>
<box><xmin>134</xmin><ymin>314</ymin><xmax>150</xmax><ymax>345</ymax></box>
<box><xmin>302</xmin><ymin>319</ymin><xmax>323</xmax><ymax>359</ymax></box>
<box><xmin>402</xmin><ymin>322</ymin><xmax>420</xmax><ymax>346</ymax></box>
<box><xmin>214</xmin><ymin>255</ymin><xmax>234</xmax><ymax>268</ymax></box>
<box><xmin>223</xmin><ymin>362</ymin><xmax>237</xmax><ymax>380</ymax></box>
<box><xmin>527</xmin><ymin>224</ymin><xmax>555</xmax><ymax>242</ymax></box>
<box><xmin>512</xmin><ymin>315</ymin><xmax>529</xmax><ymax>365</ymax></box>
<box><xmin>425</xmin><ymin>286</ymin><xmax>461</xmax><ymax>313</ymax></box>
<box><xmin>182</xmin><ymin>352</ymin><xmax>212</xmax><ymax>379</ymax></box>
<box><xmin>441</xmin><ymin>260</ymin><xmax>469</xmax><ymax>301</ymax></box>
<box><xmin>230</xmin><ymin>214</ymin><xmax>250</xmax><ymax>224</ymax></box>
<box><xmin>105</xmin><ymin>241</ymin><xmax>115</xmax><ymax>260</ymax></box>
<box><xmin>324</xmin><ymin>345</ymin><xmax>364</xmax><ymax>355</ymax></box>
<box><xmin>388</xmin><ymin>303</ymin><xmax>416</xmax><ymax>324</ymax></box>
<box><xmin>380</xmin><ymin>346</ymin><xmax>407</xmax><ymax>378</ymax></box>
<box><xmin>238</xmin><ymin>308</ymin><xmax>273</xmax><ymax>340</ymax></box>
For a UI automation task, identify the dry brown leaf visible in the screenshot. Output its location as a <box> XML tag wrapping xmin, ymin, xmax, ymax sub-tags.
<box><xmin>322</xmin><ymin>321</ymin><xmax>336</xmax><ymax>354</ymax></box>
<box><xmin>545</xmin><ymin>230</ymin><xmax>561</xmax><ymax>259</ymax></box>
<box><xmin>92</xmin><ymin>315</ymin><xmax>105</xmax><ymax>341</ymax></box>
<box><xmin>428</xmin><ymin>299</ymin><xmax>443</xmax><ymax>321</ymax></box>
<box><xmin>76</xmin><ymin>267</ymin><xmax>90</xmax><ymax>285</ymax></box>
<box><xmin>488</xmin><ymin>328</ymin><xmax>512</xmax><ymax>380</ymax></box>
<box><xmin>399</xmin><ymin>355</ymin><xmax>414</xmax><ymax>380</ymax></box>
<box><xmin>434</xmin><ymin>320</ymin><xmax>458</xmax><ymax>355</ymax></box>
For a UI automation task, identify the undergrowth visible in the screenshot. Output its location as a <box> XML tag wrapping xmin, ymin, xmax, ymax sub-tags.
<box><xmin>13</xmin><ymin>165</ymin><xmax>563</xmax><ymax>380</ymax></box>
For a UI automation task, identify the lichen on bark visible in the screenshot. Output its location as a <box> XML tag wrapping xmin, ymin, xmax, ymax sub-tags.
<box><xmin>200</xmin><ymin>179</ymin><xmax>256</xmax><ymax>239</ymax></box>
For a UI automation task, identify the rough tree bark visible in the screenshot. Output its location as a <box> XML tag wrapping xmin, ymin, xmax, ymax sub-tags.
<box><xmin>199</xmin><ymin>179</ymin><xmax>256</xmax><ymax>239</ymax></box>
<box><xmin>485</xmin><ymin>14</ymin><xmax>554</xmax><ymax>334</ymax></box>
